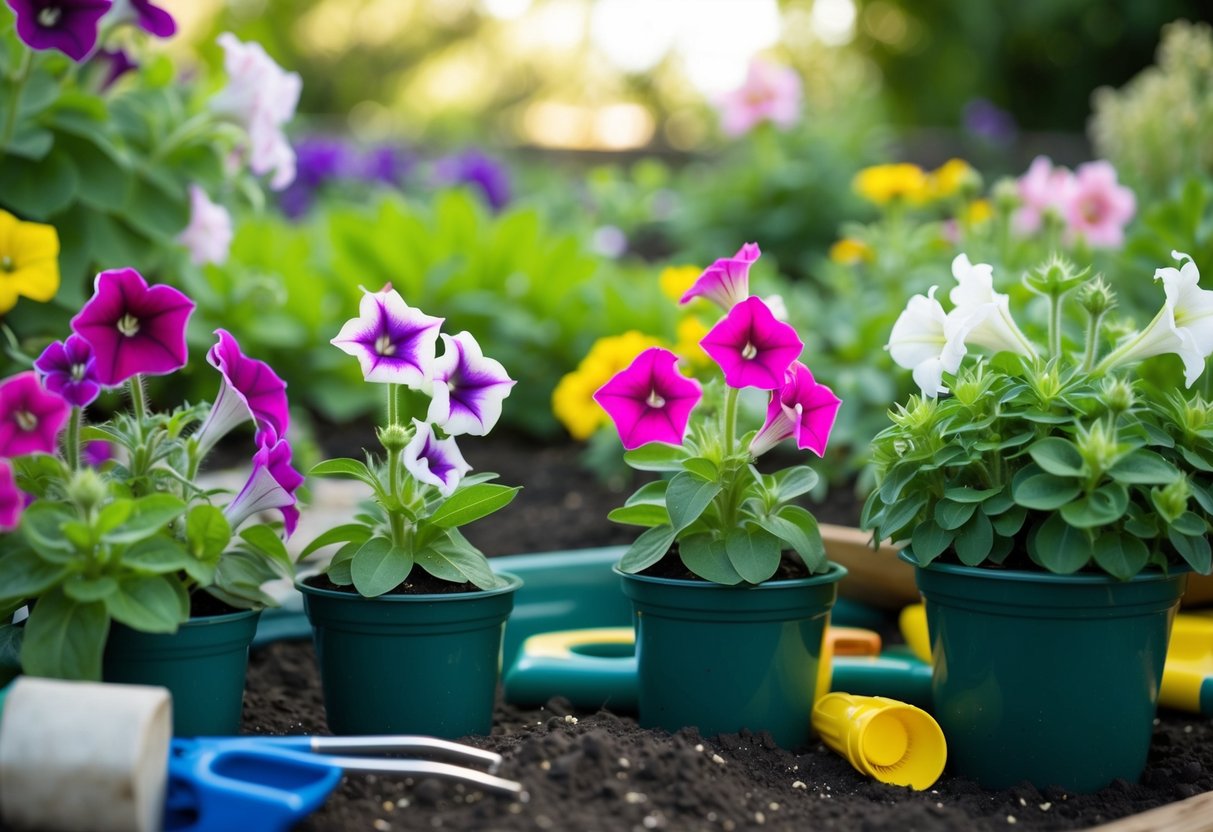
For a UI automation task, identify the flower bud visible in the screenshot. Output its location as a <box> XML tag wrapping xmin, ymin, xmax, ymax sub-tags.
<box><xmin>1077</xmin><ymin>276</ymin><xmax>1117</xmax><ymax>317</ymax></box>
<box><xmin>991</xmin><ymin>177</ymin><xmax>1020</xmax><ymax>212</ymax></box>
<box><xmin>1101</xmin><ymin>377</ymin><xmax>1136</xmax><ymax>415</ymax></box>
<box><xmin>1152</xmin><ymin>478</ymin><xmax>1191</xmax><ymax>524</ymax></box>
<box><xmin>889</xmin><ymin>396</ymin><xmax>939</xmax><ymax>434</ymax></box>
<box><xmin>378</xmin><ymin>424</ymin><xmax>410</xmax><ymax>453</ymax></box>
<box><xmin>1075</xmin><ymin>420</ymin><xmax>1120</xmax><ymax>474</ymax></box>
<box><xmin>1024</xmin><ymin>254</ymin><xmax>1090</xmax><ymax>297</ymax></box>
<box><xmin>66</xmin><ymin>468</ymin><xmax>107</xmax><ymax>513</ymax></box>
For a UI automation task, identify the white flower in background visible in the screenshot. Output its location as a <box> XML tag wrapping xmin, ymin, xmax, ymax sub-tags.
<box><xmin>887</xmin><ymin>286</ymin><xmax>973</xmax><ymax>398</ymax></box>
<box><xmin>177</xmin><ymin>186</ymin><xmax>233</xmax><ymax>266</ymax></box>
<box><xmin>948</xmin><ymin>254</ymin><xmax>1037</xmax><ymax>358</ymax></box>
<box><xmin>1100</xmin><ymin>251</ymin><xmax>1213</xmax><ymax>387</ymax></box>
<box><xmin>210</xmin><ymin>33</ymin><xmax>301</xmax><ymax>190</ymax></box>
<box><xmin>763</xmin><ymin>293</ymin><xmax>789</xmax><ymax>322</ymax></box>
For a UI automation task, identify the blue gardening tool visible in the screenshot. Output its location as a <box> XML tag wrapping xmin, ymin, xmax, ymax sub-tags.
<box><xmin>164</xmin><ymin>735</ymin><xmax>524</xmax><ymax>832</ymax></box>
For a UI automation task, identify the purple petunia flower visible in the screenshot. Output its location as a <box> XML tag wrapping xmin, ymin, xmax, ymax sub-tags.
<box><xmin>194</xmin><ymin>329</ymin><xmax>290</xmax><ymax>456</ymax></box>
<box><xmin>700</xmin><ymin>296</ymin><xmax>803</xmax><ymax>391</ymax></box>
<box><xmin>6</xmin><ymin>0</ymin><xmax>111</xmax><ymax>62</ymax></box>
<box><xmin>33</xmin><ymin>334</ymin><xmax>100</xmax><ymax>408</ymax></box>
<box><xmin>426</xmin><ymin>332</ymin><xmax>515</xmax><ymax>437</ymax></box>
<box><xmin>0</xmin><ymin>371</ymin><xmax>70</xmax><ymax>458</ymax></box>
<box><xmin>125</xmin><ymin>0</ymin><xmax>174</xmax><ymax>37</ymax></box>
<box><xmin>403</xmin><ymin>420</ymin><xmax>471</xmax><ymax>497</ymax></box>
<box><xmin>70</xmin><ymin>268</ymin><xmax>195</xmax><ymax>387</ymax></box>
<box><xmin>94</xmin><ymin>47</ymin><xmax>137</xmax><ymax>89</ymax></box>
<box><xmin>593</xmin><ymin>347</ymin><xmax>702</xmax><ymax>450</ymax></box>
<box><xmin>331</xmin><ymin>286</ymin><xmax>443</xmax><ymax>389</ymax></box>
<box><xmin>749</xmin><ymin>362</ymin><xmax>841</xmax><ymax>458</ymax></box>
<box><xmin>434</xmin><ymin>150</ymin><xmax>511</xmax><ymax>212</ymax></box>
<box><xmin>360</xmin><ymin>144</ymin><xmax>414</xmax><ymax>187</ymax></box>
<box><xmin>223</xmin><ymin>430</ymin><xmax>304</xmax><ymax>538</ymax></box>
<box><xmin>680</xmin><ymin>242</ymin><xmax>761</xmax><ymax>311</ymax></box>
<box><xmin>962</xmin><ymin>98</ymin><xmax>1018</xmax><ymax>147</ymax></box>
<box><xmin>0</xmin><ymin>459</ymin><xmax>25</xmax><ymax>531</ymax></box>
<box><xmin>82</xmin><ymin>439</ymin><xmax>112</xmax><ymax>467</ymax></box>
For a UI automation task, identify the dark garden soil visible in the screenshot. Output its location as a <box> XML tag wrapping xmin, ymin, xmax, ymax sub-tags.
<box><xmin>231</xmin><ymin>434</ymin><xmax>1213</xmax><ymax>831</ymax></box>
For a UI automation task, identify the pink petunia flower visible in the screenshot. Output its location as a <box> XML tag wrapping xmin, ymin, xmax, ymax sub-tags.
<box><xmin>716</xmin><ymin>58</ymin><xmax>802</xmax><ymax>138</ymax></box>
<box><xmin>194</xmin><ymin>329</ymin><xmax>290</xmax><ymax>455</ymax></box>
<box><xmin>0</xmin><ymin>459</ymin><xmax>25</xmax><ymax>531</ymax></box>
<box><xmin>0</xmin><ymin>371</ymin><xmax>71</xmax><ymax>458</ymax></box>
<box><xmin>1013</xmin><ymin>156</ymin><xmax>1074</xmax><ymax>236</ymax></box>
<box><xmin>593</xmin><ymin>348</ymin><xmax>702</xmax><ymax>450</ymax></box>
<box><xmin>680</xmin><ymin>242</ymin><xmax>761</xmax><ymax>311</ymax></box>
<box><xmin>700</xmin><ymin>296</ymin><xmax>803</xmax><ymax>390</ymax></box>
<box><xmin>749</xmin><ymin>362</ymin><xmax>841</xmax><ymax>458</ymax></box>
<box><xmin>223</xmin><ymin>429</ymin><xmax>304</xmax><ymax>538</ymax></box>
<box><xmin>1063</xmin><ymin>161</ymin><xmax>1136</xmax><ymax>249</ymax></box>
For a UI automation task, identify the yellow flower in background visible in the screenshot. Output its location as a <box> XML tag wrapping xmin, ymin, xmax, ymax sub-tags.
<box><xmin>674</xmin><ymin>316</ymin><xmax>711</xmax><ymax>368</ymax></box>
<box><xmin>659</xmin><ymin>265</ymin><xmax>701</xmax><ymax>302</ymax></box>
<box><xmin>960</xmin><ymin>199</ymin><xmax>994</xmax><ymax>226</ymax></box>
<box><xmin>828</xmin><ymin>237</ymin><xmax>875</xmax><ymax>265</ymax></box>
<box><xmin>853</xmin><ymin>163</ymin><xmax>930</xmax><ymax>205</ymax></box>
<box><xmin>552</xmin><ymin>330</ymin><xmax>663</xmax><ymax>439</ymax></box>
<box><xmin>927</xmin><ymin>158</ymin><xmax>981</xmax><ymax>201</ymax></box>
<box><xmin>0</xmin><ymin>210</ymin><xmax>59</xmax><ymax>314</ymax></box>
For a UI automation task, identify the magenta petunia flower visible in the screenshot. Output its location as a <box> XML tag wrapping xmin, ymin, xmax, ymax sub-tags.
<box><xmin>593</xmin><ymin>347</ymin><xmax>702</xmax><ymax>450</ymax></box>
<box><xmin>194</xmin><ymin>329</ymin><xmax>290</xmax><ymax>455</ymax></box>
<box><xmin>716</xmin><ymin>58</ymin><xmax>802</xmax><ymax>138</ymax></box>
<box><xmin>70</xmin><ymin>268</ymin><xmax>195</xmax><ymax>387</ymax></box>
<box><xmin>33</xmin><ymin>334</ymin><xmax>100</xmax><ymax>408</ymax></box>
<box><xmin>331</xmin><ymin>286</ymin><xmax>443</xmax><ymax>389</ymax></box>
<box><xmin>403</xmin><ymin>420</ymin><xmax>471</xmax><ymax>497</ymax></box>
<box><xmin>124</xmin><ymin>0</ymin><xmax>175</xmax><ymax>37</ymax></box>
<box><xmin>1063</xmin><ymin>160</ymin><xmax>1136</xmax><ymax>249</ymax></box>
<box><xmin>82</xmin><ymin>439</ymin><xmax>112</xmax><ymax>467</ymax></box>
<box><xmin>426</xmin><ymin>332</ymin><xmax>515</xmax><ymax>437</ymax></box>
<box><xmin>0</xmin><ymin>459</ymin><xmax>24</xmax><ymax>531</ymax></box>
<box><xmin>223</xmin><ymin>430</ymin><xmax>304</xmax><ymax>538</ymax></box>
<box><xmin>0</xmin><ymin>371</ymin><xmax>70</xmax><ymax>458</ymax></box>
<box><xmin>6</xmin><ymin>0</ymin><xmax>112</xmax><ymax>62</ymax></box>
<box><xmin>749</xmin><ymin>362</ymin><xmax>842</xmax><ymax>458</ymax></box>
<box><xmin>700</xmin><ymin>296</ymin><xmax>803</xmax><ymax>390</ymax></box>
<box><xmin>680</xmin><ymin>242</ymin><xmax>761</xmax><ymax>310</ymax></box>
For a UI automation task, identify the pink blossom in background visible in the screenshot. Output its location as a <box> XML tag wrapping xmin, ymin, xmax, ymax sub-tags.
<box><xmin>716</xmin><ymin>59</ymin><xmax>802</xmax><ymax>138</ymax></box>
<box><xmin>1013</xmin><ymin>156</ymin><xmax>1074</xmax><ymax>236</ymax></box>
<box><xmin>1064</xmin><ymin>161</ymin><xmax>1136</xmax><ymax>249</ymax></box>
<box><xmin>178</xmin><ymin>186</ymin><xmax>233</xmax><ymax>266</ymax></box>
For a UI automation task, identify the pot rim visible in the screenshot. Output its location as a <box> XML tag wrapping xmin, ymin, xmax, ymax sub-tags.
<box><xmin>295</xmin><ymin>569</ymin><xmax>523</xmax><ymax>602</ymax></box>
<box><xmin>612</xmin><ymin>559</ymin><xmax>846</xmax><ymax>590</ymax></box>
<box><xmin>899</xmin><ymin>548</ymin><xmax>1190</xmax><ymax>585</ymax></box>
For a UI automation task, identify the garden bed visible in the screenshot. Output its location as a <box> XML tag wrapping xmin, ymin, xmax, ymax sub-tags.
<box><xmin>243</xmin><ymin>434</ymin><xmax>1212</xmax><ymax>832</ymax></box>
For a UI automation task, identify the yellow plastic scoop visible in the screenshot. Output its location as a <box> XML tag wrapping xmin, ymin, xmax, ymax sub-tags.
<box><xmin>811</xmin><ymin>693</ymin><xmax>947</xmax><ymax>790</ymax></box>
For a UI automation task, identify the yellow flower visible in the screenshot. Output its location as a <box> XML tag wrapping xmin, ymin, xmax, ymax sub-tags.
<box><xmin>960</xmin><ymin>199</ymin><xmax>993</xmax><ymax>226</ymax></box>
<box><xmin>828</xmin><ymin>237</ymin><xmax>875</xmax><ymax>265</ymax></box>
<box><xmin>852</xmin><ymin>163</ymin><xmax>930</xmax><ymax>206</ymax></box>
<box><xmin>552</xmin><ymin>331</ymin><xmax>664</xmax><ymax>439</ymax></box>
<box><xmin>0</xmin><ymin>210</ymin><xmax>59</xmax><ymax>314</ymax></box>
<box><xmin>659</xmin><ymin>265</ymin><xmax>701</xmax><ymax>303</ymax></box>
<box><xmin>674</xmin><ymin>316</ymin><xmax>710</xmax><ymax>368</ymax></box>
<box><xmin>927</xmin><ymin>158</ymin><xmax>981</xmax><ymax>201</ymax></box>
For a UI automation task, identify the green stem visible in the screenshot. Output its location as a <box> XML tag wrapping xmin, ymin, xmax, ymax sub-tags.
<box><xmin>149</xmin><ymin>113</ymin><xmax>212</xmax><ymax>165</ymax></box>
<box><xmin>1081</xmin><ymin>310</ymin><xmax>1105</xmax><ymax>372</ymax></box>
<box><xmin>1</xmin><ymin>50</ymin><xmax>33</xmax><ymax>149</ymax></box>
<box><xmin>1047</xmin><ymin>292</ymin><xmax>1063</xmax><ymax>360</ymax></box>
<box><xmin>723</xmin><ymin>386</ymin><xmax>740</xmax><ymax>458</ymax></box>
<box><xmin>387</xmin><ymin>383</ymin><xmax>399</xmax><ymax>426</ymax></box>
<box><xmin>129</xmin><ymin>374</ymin><xmax>147</xmax><ymax>422</ymax></box>
<box><xmin>65</xmin><ymin>407</ymin><xmax>81</xmax><ymax>470</ymax></box>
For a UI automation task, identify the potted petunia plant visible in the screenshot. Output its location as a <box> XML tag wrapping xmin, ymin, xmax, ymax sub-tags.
<box><xmin>297</xmin><ymin>285</ymin><xmax>520</xmax><ymax>739</ymax></box>
<box><xmin>0</xmin><ymin>267</ymin><xmax>301</xmax><ymax>735</ymax></box>
<box><xmin>594</xmin><ymin>242</ymin><xmax>846</xmax><ymax>749</ymax></box>
<box><xmin>863</xmin><ymin>251</ymin><xmax>1213</xmax><ymax>791</ymax></box>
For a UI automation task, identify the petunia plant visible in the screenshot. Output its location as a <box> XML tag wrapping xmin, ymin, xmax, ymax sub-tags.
<box><xmin>0</xmin><ymin>267</ymin><xmax>301</xmax><ymax>681</ymax></box>
<box><xmin>596</xmin><ymin>243</ymin><xmax>842</xmax><ymax>585</ymax></box>
<box><xmin>299</xmin><ymin>285</ymin><xmax>518</xmax><ymax>597</ymax></box>
<box><xmin>863</xmin><ymin>251</ymin><xmax>1213</xmax><ymax>579</ymax></box>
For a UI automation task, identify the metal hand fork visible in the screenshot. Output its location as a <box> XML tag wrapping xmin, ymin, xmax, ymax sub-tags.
<box><xmin>164</xmin><ymin>735</ymin><xmax>524</xmax><ymax>832</ymax></box>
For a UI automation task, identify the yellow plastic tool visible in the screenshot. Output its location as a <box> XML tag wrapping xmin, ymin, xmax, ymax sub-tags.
<box><xmin>811</xmin><ymin>693</ymin><xmax>947</xmax><ymax>790</ymax></box>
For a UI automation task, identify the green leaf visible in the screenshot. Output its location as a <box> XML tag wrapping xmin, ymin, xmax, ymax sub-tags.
<box><xmin>21</xmin><ymin>589</ymin><xmax>109</xmax><ymax>681</ymax></box>
<box><xmin>1029</xmin><ymin>514</ymin><xmax>1093</xmax><ymax>574</ymax></box>
<box><xmin>0</xmin><ymin>151</ymin><xmax>78</xmax><ymax>220</ymax></box>
<box><xmin>754</xmin><ymin>505</ymin><xmax>827</xmax><ymax>572</ymax></box>
<box><xmin>990</xmin><ymin>505</ymin><xmax>1028</xmax><ymax>537</ymax></box>
<box><xmin>62</xmin><ymin>575</ymin><xmax>119</xmax><ymax>603</ymax></box>
<box><xmin>416</xmin><ymin>532</ymin><xmax>497</xmax><ymax>589</ymax></box>
<box><xmin>105</xmin><ymin>576</ymin><xmax>188</xmax><ymax>633</ymax></box>
<box><xmin>665</xmin><ymin>471</ymin><xmax>722</xmax><ymax>533</ymax></box>
<box><xmin>428</xmin><ymin>484</ymin><xmax>520</xmax><ymax>529</ymax></box>
<box><xmin>1092</xmin><ymin>534</ymin><xmax>1150</xmax><ymax>580</ymax></box>
<box><xmin>683</xmin><ymin>457</ymin><xmax>718</xmax><ymax>482</ymax></box>
<box><xmin>624</xmin><ymin>480</ymin><xmax>668</xmax><ymax>506</ymax></box>
<box><xmin>954</xmin><ymin>511</ymin><xmax>993</xmax><ymax>566</ymax></box>
<box><xmin>877</xmin><ymin>463</ymin><xmax>915</xmax><ymax>503</ymax></box>
<box><xmin>1172</xmin><ymin>511</ymin><xmax>1207</xmax><ymax>537</ymax></box>
<box><xmin>943</xmin><ymin>486</ymin><xmax>1002</xmax><ymax>504</ymax></box>
<box><xmin>910</xmin><ymin>520</ymin><xmax>953</xmax><ymax>566</ymax></box>
<box><xmin>1060</xmin><ymin>484</ymin><xmax>1129</xmax><ymax>528</ymax></box>
<box><xmin>0</xmin><ymin>546</ymin><xmax>69</xmax><ymax>601</ymax></box>
<box><xmin>239</xmin><ymin>525</ymin><xmax>292</xmax><ymax>572</ymax></box>
<box><xmin>607</xmin><ymin>503</ymin><xmax>669</xmax><ymax>527</ymax></box>
<box><xmin>299</xmin><ymin>523</ymin><xmax>373</xmax><ymax>559</ymax></box>
<box><xmin>724</xmin><ymin>528</ymin><xmax>781</xmax><ymax>584</ymax></box>
<box><xmin>19</xmin><ymin>502</ymin><xmax>76</xmax><ymax>561</ymax></box>
<box><xmin>1107</xmin><ymin>450</ymin><xmax>1178</xmax><ymax>485</ymax></box>
<box><xmin>1169</xmin><ymin>529</ymin><xmax>1212</xmax><ymax>574</ymax></box>
<box><xmin>186</xmin><ymin>505</ymin><xmax>231</xmax><ymax>561</ymax></box>
<box><xmin>0</xmin><ymin>625</ymin><xmax>23</xmax><ymax>688</ymax></box>
<box><xmin>2</xmin><ymin>124</ymin><xmax>52</xmax><ymax>160</ymax></box>
<box><xmin>125</xmin><ymin>535</ymin><xmax>200</xmax><ymax>576</ymax></box>
<box><xmin>309</xmin><ymin>458</ymin><xmax>382</xmax><ymax>490</ymax></box>
<box><xmin>1028</xmin><ymin>437</ymin><xmax>1085</xmax><ymax>477</ymax></box>
<box><xmin>774</xmin><ymin>466</ymin><xmax>819</xmax><ymax>501</ymax></box>
<box><xmin>96</xmin><ymin>500</ymin><xmax>133</xmax><ymax>536</ymax></box>
<box><xmin>102</xmin><ymin>494</ymin><xmax>187</xmax><ymax>545</ymax></box>
<box><xmin>679</xmin><ymin>534</ymin><xmax>743</xmax><ymax>585</ymax></box>
<box><xmin>326</xmin><ymin>542</ymin><xmax>359</xmax><ymax>586</ymax></box>
<box><xmin>1013</xmin><ymin>473</ymin><xmax>1082</xmax><ymax>510</ymax></box>
<box><xmin>935</xmin><ymin>499</ymin><xmax>977</xmax><ymax>531</ymax></box>
<box><xmin>622</xmin><ymin>442</ymin><xmax>690</xmax><ymax>472</ymax></box>
<box><xmin>981</xmin><ymin>489</ymin><xmax>1015</xmax><ymax>515</ymax></box>
<box><xmin>618</xmin><ymin>525</ymin><xmax>676</xmax><ymax>573</ymax></box>
<box><xmin>877</xmin><ymin>492</ymin><xmax>926</xmax><ymax>540</ymax></box>
<box><xmin>351</xmin><ymin>536</ymin><xmax>412</xmax><ymax>597</ymax></box>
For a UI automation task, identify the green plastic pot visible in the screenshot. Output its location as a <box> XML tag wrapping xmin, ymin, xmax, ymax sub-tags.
<box><xmin>616</xmin><ymin>562</ymin><xmax>846</xmax><ymax>749</ymax></box>
<box><xmin>298</xmin><ymin>573</ymin><xmax>522</xmax><ymax>738</ymax></box>
<box><xmin>909</xmin><ymin>552</ymin><xmax>1188</xmax><ymax>792</ymax></box>
<box><xmin>103</xmin><ymin>608</ymin><xmax>260</xmax><ymax>737</ymax></box>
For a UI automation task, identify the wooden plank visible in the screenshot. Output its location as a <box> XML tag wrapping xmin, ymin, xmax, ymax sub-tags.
<box><xmin>820</xmin><ymin>523</ymin><xmax>920</xmax><ymax>609</ymax></box>
<box><xmin>1085</xmin><ymin>790</ymin><xmax>1213</xmax><ymax>832</ymax></box>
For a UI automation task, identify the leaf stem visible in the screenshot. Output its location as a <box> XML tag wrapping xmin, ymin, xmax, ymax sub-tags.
<box><xmin>1081</xmin><ymin>309</ymin><xmax>1105</xmax><ymax>372</ymax></box>
<box><xmin>65</xmin><ymin>406</ymin><xmax>81</xmax><ymax>470</ymax></box>
<box><xmin>723</xmin><ymin>386</ymin><xmax>739</xmax><ymax>458</ymax></box>
<box><xmin>1</xmin><ymin>50</ymin><xmax>33</xmax><ymax>150</ymax></box>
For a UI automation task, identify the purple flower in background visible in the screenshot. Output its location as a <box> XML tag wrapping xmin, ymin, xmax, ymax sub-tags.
<box><xmin>426</xmin><ymin>332</ymin><xmax>515</xmax><ymax>436</ymax></box>
<box><xmin>403</xmin><ymin>420</ymin><xmax>471</xmax><ymax>497</ymax></box>
<box><xmin>749</xmin><ymin>362</ymin><xmax>841</xmax><ymax>458</ymax></box>
<box><xmin>294</xmin><ymin>137</ymin><xmax>355</xmax><ymax>187</ymax></box>
<box><xmin>680</xmin><ymin>242</ymin><xmax>761</xmax><ymax>310</ymax></box>
<box><xmin>331</xmin><ymin>286</ymin><xmax>443</xmax><ymax>388</ymax></box>
<box><xmin>70</xmin><ymin>268</ymin><xmax>195</xmax><ymax>386</ymax></box>
<box><xmin>95</xmin><ymin>47</ymin><xmax>137</xmax><ymax>89</ymax></box>
<box><xmin>0</xmin><ymin>371</ymin><xmax>70</xmax><ymax>458</ymax></box>
<box><xmin>125</xmin><ymin>0</ymin><xmax>174</xmax><ymax>37</ymax></box>
<box><xmin>360</xmin><ymin>145</ymin><xmax>414</xmax><ymax>186</ymax></box>
<box><xmin>593</xmin><ymin>348</ymin><xmax>702</xmax><ymax>450</ymax></box>
<box><xmin>194</xmin><ymin>329</ymin><xmax>290</xmax><ymax>456</ymax></box>
<box><xmin>6</xmin><ymin>0</ymin><xmax>112</xmax><ymax>62</ymax></box>
<box><xmin>82</xmin><ymin>440</ymin><xmax>112</xmax><ymax>467</ymax></box>
<box><xmin>224</xmin><ymin>430</ymin><xmax>304</xmax><ymax>537</ymax></box>
<box><xmin>0</xmin><ymin>460</ymin><xmax>25</xmax><ymax>531</ymax></box>
<box><xmin>962</xmin><ymin>98</ymin><xmax>1018</xmax><ymax>147</ymax></box>
<box><xmin>700</xmin><ymin>296</ymin><xmax>803</xmax><ymax>390</ymax></box>
<box><xmin>435</xmin><ymin>150</ymin><xmax>511</xmax><ymax>212</ymax></box>
<box><xmin>33</xmin><ymin>334</ymin><xmax>100</xmax><ymax>408</ymax></box>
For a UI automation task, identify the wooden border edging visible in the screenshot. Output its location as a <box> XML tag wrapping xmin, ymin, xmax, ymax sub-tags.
<box><xmin>1084</xmin><ymin>790</ymin><xmax>1213</xmax><ymax>832</ymax></box>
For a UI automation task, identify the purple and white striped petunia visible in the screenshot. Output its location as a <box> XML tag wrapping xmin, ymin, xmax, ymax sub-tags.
<box><xmin>195</xmin><ymin>329</ymin><xmax>290</xmax><ymax>456</ymax></box>
<box><xmin>331</xmin><ymin>286</ymin><xmax>443</xmax><ymax>389</ymax></box>
<box><xmin>593</xmin><ymin>347</ymin><xmax>702</xmax><ymax>450</ymax></box>
<box><xmin>749</xmin><ymin>362</ymin><xmax>842</xmax><ymax>458</ymax></box>
<box><xmin>223</xmin><ymin>429</ymin><xmax>304</xmax><ymax>537</ymax></box>
<box><xmin>679</xmin><ymin>242</ymin><xmax>761</xmax><ymax>310</ymax></box>
<box><xmin>0</xmin><ymin>459</ymin><xmax>24</xmax><ymax>532</ymax></box>
<box><xmin>403</xmin><ymin>420</ymin><xmax>471</xmax><ymax>497</ymax></box>
<box><xmin>700</xmin><ymin>296</ymin><xmax>803</xmax><ymax>390</ymax></box>
<box><xmin>426</xmin><ymin>332</ymin><xmax>515</xmax><ymax>436</ymax></box>
<box><xmin>33</xmin><ymin>334</ymin><xmax>100</xmax><ymax>408</ymax></box>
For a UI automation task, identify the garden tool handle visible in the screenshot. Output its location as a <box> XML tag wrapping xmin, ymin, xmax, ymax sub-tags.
<box><xmin>324</xmin><ymin>757</ymin><xmax>524</xmax><ymax>796</ymax></box>
<box><xmin>304</xmin><ymin>735</ymin><xmax>504</xmax><ymax>772</ymax></box>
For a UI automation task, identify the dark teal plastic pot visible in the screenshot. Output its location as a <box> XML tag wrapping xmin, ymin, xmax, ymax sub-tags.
<box><xmin>910</xmin><ymin>553</ymin><xmax>1188</xmax><ymax>792</ymax></box>
<box><xmin>103</xmin><ymin>608</ymin><xmax>260</xmax><ymax>737</ymax></box>
<box><xmin>298</xmin><ymin>573</ymin><xmax>521</xmax><ymax>738</ymax></box>
<box><xmin>617</xmin><ymin>562</ymin><xmax>846</xmax><ymax>749</ymax></box>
